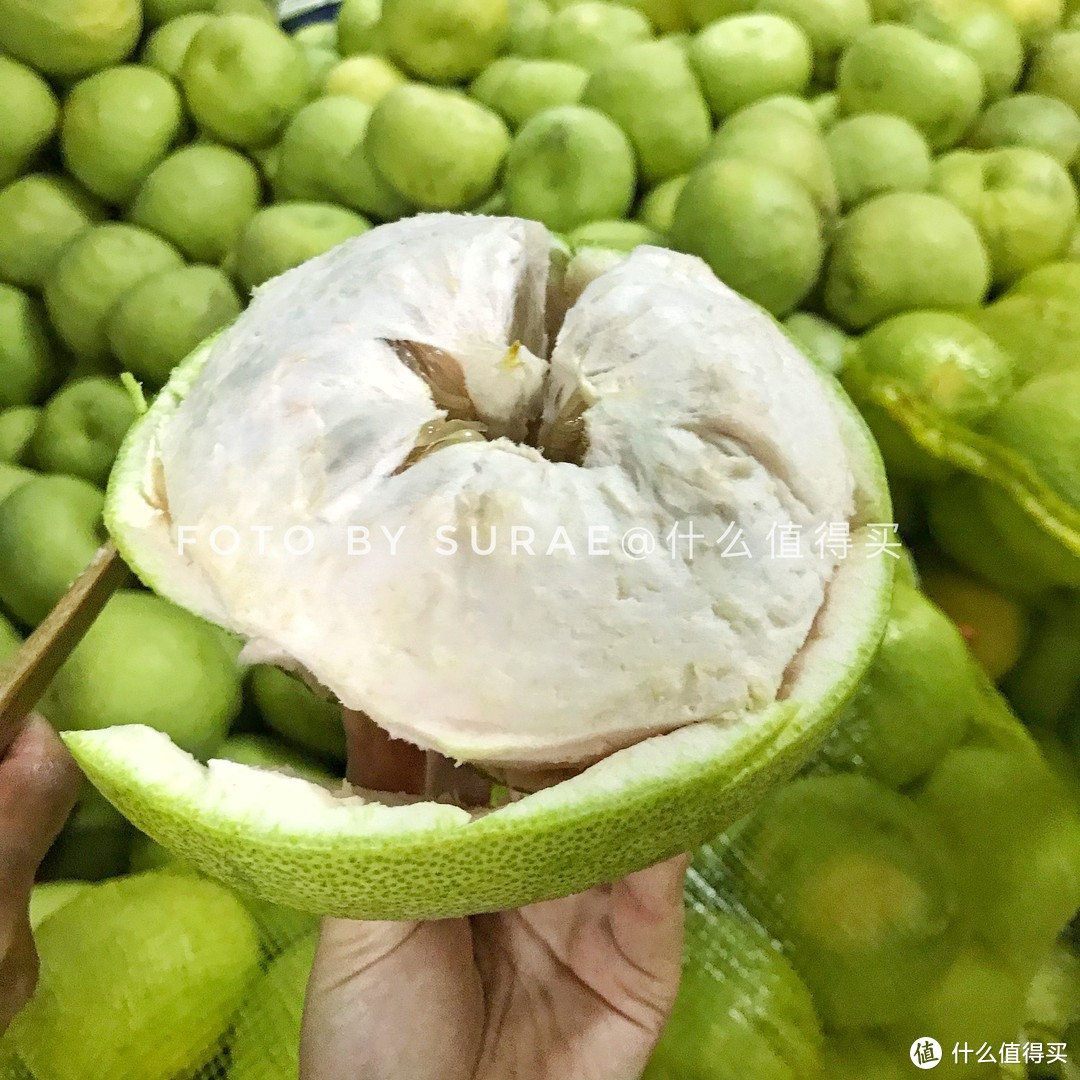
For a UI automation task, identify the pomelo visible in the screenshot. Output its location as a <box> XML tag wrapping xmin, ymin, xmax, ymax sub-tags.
<box><xmin>64</xmin><ymin>215</ymin><xmax>892</xmax><ymax>920</ymax></box>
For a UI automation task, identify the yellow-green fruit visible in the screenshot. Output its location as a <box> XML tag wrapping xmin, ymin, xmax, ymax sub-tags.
<box><xmin>504</xmin><ymin>105</ymin><xmax>637</xmax><ymax>232</ymax></box>
<box><xmin>0</xmin><ymin>463</ymin><xmax>34</xmax><ymax>505</ymax></box>
<box><xmin>0</xmin><ymin>284</ymin><xmax>60</xmax><ymax>408</ymax></box>
<box><xmin>43</xmin><ymin>223</ymin><xmax>183</xmax><ymax>363</ymax></box>
<box><xmin>670</xmin><ymin>156</ymin><xmax>823</xmax><ymax>317</ymax></box>
<box><xmin>543</xmin><ymin>1</ymin><xmax>654</xmax><ymax>70</ymax></box>
<box><xmin>106</xmin><ymin>265</ymin><xmax>241</xmax><ymax>387</ymax></box>
<box><xmin>978</xmin><ymin>369</ymin><xmax>1080</xmax><ymax>590</ymax></box>
<box><xmin>232</xmin><ymin>202</ymin><xmax>372</xmax><ymax>293</ymax></box>
<box><xmin>821</xmin><ymin>1035</ymin><xmax>905</xmax><ymax>1080</ymax></box>
<box><xmin>0</xmin><ymin>612</ymin><xmax>21</xmax><ymax>661</ymax></box>
<box><xmin>336</xmin><ymin>0</ymin><xmax>386</xmax><ymax>55</ymax></box>
<box><xmin>818</xmin><ymin>580</ymin><xmax>975</xmax><ymax>786</ymax></box>
<box><xmin>28</xmin><ymin>881</ymin><xmax>90</xmax><ymax>930</ymax></box>
<box><xmin>0</xmin><ymin>406</ymin><xmax>39</xmax><ymax>465</ymax></box>
<box><xmin>644</xmin><ymin>906</ymin><xmax>823</xmax><ymax>1079</ymax></box>
<box><xmin>1027</xmin><ymin>30</ymin><xmax>1080</xmax><ymax>115</ymax></box>
<box><xmin>582</xmin><ymin>40</ymin><xmax>711</xmax><ymax>183</ymax></box>
<box><xmin>40</xmin><ymin>590</ymin><xmax>242</xmax><ymax>758</ymax></box>
<box><xmin>9</xmin><ymin>873</ymin><xmax>261</xmax><ymax>1080</ymax></box>
<box><xmin>752</xmin><ymin>0</ymin><xmax>872</xmax><ymax>81</ymax></box>
<box><xmin>30</xmin><ymin>376</ymin><xmax>137</xmax><ymax>487</ymax></box>
<box><xmin>41</xmin><ymin>781</ymin><xmax>132</xmax><ymax>880</ymax></box>
<box><xmin>635</xmin><ymin>173</ymin><xmax>687</xmax><ymax>233</ymax></box>
<box><xmin>60</xmin><ymin>65</ymin><xmax>184</xmax><ymax>207</ymax></box>
<box><xmin>823</xmin><ymin>192</ymin><xmax>990</xmax><ymax>330</ymax></box>
<box><xmin>0</xmin><ymin>474</ymin><xmax>104</xmax><ymax>626</ymax></box>
<box><xmin>0</xmin><ymin>58</ymin><xmax>60</xmax><ymax>189</ymax></box>
<box><xmin>229</xmin><ymin>934</ymin><xmax>318</xmax><ymax>1080</ymax></box>
<box><xmin>470</xmin><ymin>57</ymin><xmax>589</xmax><ymax>130</ymax></box>
<box><xmin>323</xmin><ymin>54</ymin><xmax>406</xmax><ymax>105</ymax></box>
<box><xmin>141</xmin><ymin>13</ymin><xmax>213</xmax><ymax>79</ymax></box>
<box><xmin>782</xmin><ymin>312</ymin><xmax>853</xmax><ymax>376</ymax></box>
<box><xmin>567</xmin><ymin>218</ymin><xmax>662</xmax><ymax>252</ymax></box>
<box><xmin>0</xmin><ymin>173</ymin><xmax>104</xmax><ymax>290</ymax></box>
<box><xmin>837</xmin><ymin>23</ymin><xmax>985</xmax><ymax>151</ymax></box>
<box><xmin>250</xmin><ymin>664</ymin><xmax>347</xmax><ymax>761</ymax></box>
<box><xmin>143</xmin><ymin>0</ymin><xmax>213</xmax><ymax>25</ymax></box>
<box><xmin>366</xmin><ymin>85</ymin><xmax>510</xmax><ymax>211</ymax></box>
<box><xmin>180</xmin><ymin>16</ymin><xmax>308</xmax><ymax>147</ymax></box>
<box><xmin>382</xmin><ymin>0</ymin><xmax>508</xmax><ymax>83</ymax></box>
<box><xmin>968</xmin><ymin>92</ymin><xmax>1080</xmax><ymax>165</ymax></box>
<box><xmin>825</xmin><ymin>113</ymin><xmax>932</xmax><ymax>209</ymax></box>
<box><xmin>919</xmin><ymin>565</ymin><xmax>1029</xmax><ymax>681</ymax></box>
<box><xmin>128</xmin><ymin>144</ymin><xmax>261</xmax><ymax>265</ymax></box>
<box><xmin>217</xmin><ymin>733</ymin><xmax>334</xmax><ymax>784</ymax></box>
<box><xmin>0</xmin><ymin>0</ymin><xmax>142</xmax><ymax>79</ymax></box>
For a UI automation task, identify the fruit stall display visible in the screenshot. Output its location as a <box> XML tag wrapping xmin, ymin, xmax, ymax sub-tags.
<box><xmin>0</xmin><ymin>0</ymin><xmax>1078</xmax><ymax>1076</ymax></box>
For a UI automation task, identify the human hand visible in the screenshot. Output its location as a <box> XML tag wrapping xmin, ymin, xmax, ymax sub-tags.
<box><xmin>0</xmin><ymin>715</ymin><xmax>81</xmax><ymax>1032</ymax></box>
<box><xmin>301</xmin><ymin>713</ymin><xmax>688</xmax><ymax>1080</ymax></box>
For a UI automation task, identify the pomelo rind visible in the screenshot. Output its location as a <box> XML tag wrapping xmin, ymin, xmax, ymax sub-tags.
<box><xmin>66</xmin><ymin>311</ymin><xmax>894</xmax><ymax>921</ymax></box>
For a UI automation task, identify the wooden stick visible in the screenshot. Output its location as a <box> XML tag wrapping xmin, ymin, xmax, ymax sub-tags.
<box><xmin>0</xmin><ymin>543</ymin><xmax>131</xmax><ymax>755</ymax></box>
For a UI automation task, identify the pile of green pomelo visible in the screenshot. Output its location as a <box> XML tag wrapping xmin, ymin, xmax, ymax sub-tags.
<box><xmin>1</xmin><ymin>0</ymin><xmax>1080</xmax><ymax>1074</ymax></box>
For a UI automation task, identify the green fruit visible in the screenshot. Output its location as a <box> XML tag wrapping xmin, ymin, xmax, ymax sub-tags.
<box><xmin>567</xmin><ymin>218</ymin><xmax>662</xmax><ymax>252</ymax></box>
<box><xmin>823</xmin><ymin>192</ymin><xmax>990</xmax><ymax>330</ymax></box>
<box><xmin>250</xmin><ymin>664</ymin><xmax>347</xmax><ymax>761</ymax></box>
<box><xmin>635</xmin><ymin>173</ymin><xmax>687</xmax><ymax>232</ymax></box>
<box><xmin>724</xmin><ymin>772</ymin><xmax>961</xmax><ymax>1029</ymax></box>
<box><xmin>366</xmin><ymin>85</ymin><xmax>509</xmax><ymax>210</ymax></box>
<box><xmin>141</xmin><ymin>13</ymin><xmax>213</xmax><ymax>79</ymax></box>
<box><xmin>143</xmin><ymin>0</ymin><xmax>213</xmax><ymax>24</ymax></box>
<box><xmin>128</xmin><ymin>144</ymin><xmax>262</xmax><ymax>265</ymax></box>
<box><xmin>43</xmin><ymin>223</ymin><xmax>184</xmax><ymax>363</ymax></box>
<box><xmin>917</xmin><ymin>741</ymin><xmax>1080</xmax><ymax>964</ymax></box>
<box><xmin>471</xmin><ymin>58</ymin><xmax>589</xmax><ymax>129</ymax></box>
<box><xmin>41</xmin><ymin>781</ymin><xmax>132</xmax><ymax>881</ymax></box>
<box><xmin>60</xmin><ymin>65</ymin><xmax>184</xmax><ymax>207</ymax></box>
<box><xmin>0</xmin><ymin>463</ymin><xmax>34</xmax><ymax>507</ymax></box>
<box><xmin>504</xmin><ymin>105</ymin><xmax>637</xmax><ymax>231</ymax></box>
<box><xmin>273</xmin><ymin>96</ymin><xmax>410</xmax><ymax>221</ymax></box>
<box><xmin>0</xmin><ymin>474</ymin><xmax>103</xmax><ymax>625</ymax></box>
<box><xmin>1004</xmin><ymin>593</ymin><xmax>1080</xmax><ymax>728</ymax></box>
<box><xmin>618</xmin><ymin>0</ymin><xmax>692</xmax><ymax>31</ymax></box>
<box><xmin>810</xmin><ymin>90</ymin><xmax>839</xmax><ymax>128</ymax></box>
<box><xmin>0</xmin><ymin>406</ymin><xmax>39</xmax><ymax>465</ymax></box>
<box><xmin>0</xmin><ymin>285</ymin><xmax>60</xmax><ymax>408</ymax></box>
<box><xmin>233</xmin><ymin>202</ymin><xmax>372</xmax><ymax>293</ymax></box>
<box><xmin>932</xmin><ymin>147</ymin><xmax>1078</xmax><ymax>286</ymax></box>
<box><xmin>818</xmin><ymin>580</ymin><xmax>975</xmax><ymax>786</ymax></box>
<box><xmin>382</xmin><ymin>0</ymin><xmax>508</xmax><ymax>82</ymax></box>
<box><xmin>229</xmin><ymin>934</ymin><xmax>318</xmax><ymax>1080</ymax></box>
<box><xmin>40</xmin><ymin>590</ymin><xmax>242</xmax><ymax>757</ymax></box>
<box><xmin>707</xmin><ymin>97</ymin><xmax>838</xmax><ymax>216</ymax></box>
<box><xmin>509</xmin><ymin>0</ymin><xmax>553</xmax><ymax>54</ymax></box>
<box><xmin>782</xmin><ymin>312</ymin><xmax>852</xmax><ymax>376</ymax></box>
<box><xmin>543</xmin><ymin>1</ymin><xmax>654</xmax><ymax>70</ymax></box>
<box><xmin>0</xmin><ymin>173</ymin><xmax>104</xmax><ymax>290</ymax></box>
<box><xmin>670</xmin><ymin>157</ymin><xmax>823</xmax><ymax>316</ymax></box>
<box><xmin>1027</xmin><ymin>30</ymin><xmax>1080</xmax><ymax>115</ymax></box>
<box><xmin>689</xmin><ymin>13</ymin><xmax>813</xmax><ymax>117</ymax></box>
<box><xmin>0</xmin><ymin>611</ymin><xmax>21</xmax><ymax>662</ymax></box>
<box><xmin>886</xmin><ymin>947</ymin><xmax>1027</xmax><ymax>1072</ymax></box>
<box><xmin>837</xmin><ymin>24</ymin><xmax>985</xmax><ymax>151</ymax></box>
<box><xmin>977</xmin><ymin>370</ymin><xmax>1080</xmax><ymax>589</ymax></box>
<box><xmin>181</xmin><ymin>16</ymin><xmax>308</xmax><ymax>147</ymax></box>
<box><xmin>0</xmin><ymin>57</ymin><xmax>60</xmax><ymax>188</ymax></box>
<box><xmin>28</xmin><ymin>882</ymin><xmax>89</xmax><ymax>930</ymax></box>
<box><xmin>29</xmin><ymin>376</ymin><xmax>137</xmax><ymax>486</ymax></box>
<box><xmin>322</xmin><ymin>54</ymin><xmax>406</xmax><ymax>104</ymax></box>
<box><xmin>825</xmin><ymin>113</ymin><xmax>932</xmax><ymax>209</ymax></box>
<box><xmin>972</xmin><ymin>261</ymin><xmax>1080</xmax><ymax>382</ymax></box>
<box><xmin>752</xmin><ymin>0</ymin><xmax>872</xmax><ymax>81</ymax></box>
<box><xmin>336</xmin><ymin>0</ymin><xmax>386</xmax><ymax>55</ymax></box>
<box><xmin>842</xmin><ymin>309</ymin><xmax>1014</xmax><ymax>479</ymax></box>
<box><xmin>106</xmin><ymin>266</ymin><xmax>241</xmax><ymax>387</ymax></box>
<box><xmin>644</xmin><ymin>906</ymin><xmax>823</xmax><ymax>1079</ymax></box>
<box><xmin>217</xmin><ymin>734</ymin><xmax>334</xmax><ymax>783</ymax></box>
<box><xmin>927</xmin><ymin>475</ymin><xmax>1056</xmax><ymax>599</ymax></box>
<box><xmin>968</xmin><ymin>92</ymin><xmax>1080</xmax><ymax>165</ymax></box>
<box><xmin>0</xmin><ymin>0</ymin><xmax>142</xmax><ymax>79</ymax></box>
<box><xmin>581</xmin><ymin>39</ymin><xmax>712</xmax><ymax>183</ymax></box>
<box><xmin>9</xmin><ymin>873</ymin><xmax>260</xmax><ymax>1080</ymax></box>
<box><xmin>821</xmin><ymin>1035</ymin><xmax>906</xmax><ymax>1080</ymax></box>
<box><xmin>999</xmin><ymin>0</ymin><xmax>1064</xmax><ymax>38</ymax></box>
<box><xmin>920</xmin><ymin>565</ymin><xmax>1028</xmax><ymax>681</ymax></box>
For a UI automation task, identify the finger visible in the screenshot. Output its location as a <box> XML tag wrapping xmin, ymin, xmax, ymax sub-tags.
<box><xmin>0</xmin><ymin>916</ymin><xmax>38</xmax><ymax>1033</ymax></box>
<box><xmin>0</xmin><ymin>716</ymin><xmax>81</xmax><ymax>899</ymax></box>
<box><xmin>607</xmin><ymin>853</ymin><xmax>690</xmax><ymax>1000</ymax></box>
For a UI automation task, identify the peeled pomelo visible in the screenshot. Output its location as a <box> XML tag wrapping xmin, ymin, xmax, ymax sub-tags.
<box><xmin>64</xmin><ymin>214</ymin><xmax>893</xmax><ymax>920</ymax></box>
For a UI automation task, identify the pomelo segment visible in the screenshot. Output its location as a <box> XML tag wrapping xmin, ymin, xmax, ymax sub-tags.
<box><xmin>66</xmin><ymin>226</ymin><xmax>894</xmax><ymax>921</ymax></box>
